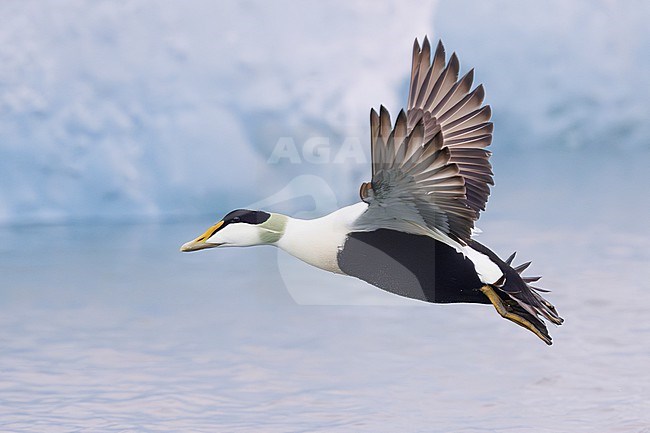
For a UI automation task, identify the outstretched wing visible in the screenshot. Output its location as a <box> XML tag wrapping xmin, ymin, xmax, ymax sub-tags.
<box><xmin>408</xmin><ymin>37</ymin><xmax>494</xmax><ymax>218</ymax></box>
<box><xmin>358</xmin><ymin>37</ymin><xmax>493</xmax><ymax>243</ymax></box>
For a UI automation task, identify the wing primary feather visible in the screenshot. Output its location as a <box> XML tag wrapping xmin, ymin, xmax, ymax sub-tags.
<box><xmin>394</xmin><ymin>110</ymin><xmax>408</xmax><ymax>142</ymax></box>
<box><xmin>459</xmin><ymin>170</ymin><xmax>494</xmax><ymax>185</ymax></box>
<box><xmin>444</xmin><ymin>105</ymin><xmax>491</xmax><ymax>133</ymax></box>
<box><xmin>414</xmin><ymin>65</ymin><xmax>435</xmax><ymax>109</ymax></box>
<box><xmin>432</xmin><ymin>40</ymin><xmax>446</xmax><ymax>78</ymax></box>
<box><xmin>424</xmin><ymin>52</ymin><xmax>460</xmax><ymax>112</ymax></box>
<box><xmin>446</xmin><ymin>134</ymin><xmax>492</xmax><ymax>148</ymax></box>
<box><xmin>379</xmin><ymin>105</ymin><xmax>392</xmax><ymax>143</ymax></box>
<box><xmin>393</xmin><ymin>110</ymin><xmax>409</xmax><ymax>163</ymax></box>
<box><xmin>370</xmin><ymin>108</ymin><xmax>380</xmax><ymax>174</ymax></box>
<box><xmin>417</xmin><ymin>36</ymin><xmax>431</xmax><ymax>98</ymax></box>
<box><xmin>451</xmin><ymin>156</ymin><xmax>493</xmax><ymax>168</ymax></box>
<box><xmin>445</xmin><ymin>121</ymin><xmax>493</xmax><ymax>139</ymax></box>
<box><xmin>429</xmin><ymin>68</ymin><xmax>475</xmax><ymax>117</ymax></box>
<box><xmin>439</xmin><ymin>84</ymin><xmax>485</xmax><ymax>124</ymax></box>
<box><xmin>408</xmin><ymin>39</ymin><xmax>421</xmax><ymax>108</ymax></box>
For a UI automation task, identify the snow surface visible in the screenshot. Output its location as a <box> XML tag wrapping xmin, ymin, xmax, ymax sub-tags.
<box><xmin>0</xmin><ymin>0</ymin><xmax>648</xmax><ymax>225</ymax></box>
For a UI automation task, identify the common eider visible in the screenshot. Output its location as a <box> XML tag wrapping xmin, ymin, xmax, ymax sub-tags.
<box><xmin>181</xmin><ymin>37</ymin><xmax>564</xmax><ymax>344</ymax></box>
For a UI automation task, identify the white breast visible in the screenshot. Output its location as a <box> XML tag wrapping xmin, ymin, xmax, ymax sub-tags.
<box><xmin>276</xmin><ymin>202</ymin><xmax>368</xmax><ymax>274</ymax></box>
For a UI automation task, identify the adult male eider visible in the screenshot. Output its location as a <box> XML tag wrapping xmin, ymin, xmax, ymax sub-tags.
<box><xmin>180</xmin><ymin>37</ymin><xmax>564</xmax><ymax>344</ymax></box>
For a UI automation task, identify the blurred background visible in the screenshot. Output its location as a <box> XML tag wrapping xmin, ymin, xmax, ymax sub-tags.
<box><xmin>1</xmin><ymin>0</ymin><xmax>648</xmax><ymax>225</ymax></box>
<box><xmin>1</xmin><ymin>1</ymin><xmax>649</xmax><ymax>431</ymax></box>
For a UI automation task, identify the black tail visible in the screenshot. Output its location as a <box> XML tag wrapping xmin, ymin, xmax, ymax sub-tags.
<box><xmin>469</xmin><ymin>241</ymin><xmax>564</xmax><ymax>341</ymax></box>
<box><xmin>501</xmin><ymin>251</ymin><xmax>564</xmax><ymax>326</ymax></box>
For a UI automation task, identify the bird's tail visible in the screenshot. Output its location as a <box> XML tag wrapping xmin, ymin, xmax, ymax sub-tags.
<box><xmin>467</xmin><ymin>240</ymin><xmax>564</xmax><ymax>343</ymax></box>
<box><xmin>494</xmin><ymin>252</ymin><xmax>564</xmax><ymax>343</ymax></box>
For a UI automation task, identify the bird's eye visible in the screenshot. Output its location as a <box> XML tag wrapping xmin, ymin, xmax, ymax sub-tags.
<box><xmin>232</xmin><ymin>217</ymin><xmax>241</xmax><ymax>223</ymax></box>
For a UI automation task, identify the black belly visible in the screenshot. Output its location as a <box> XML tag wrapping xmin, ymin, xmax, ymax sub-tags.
<box><xmin>337</xmin><ymin>229</ymin><xmax>489</xmax><ymax>304</ymax></box>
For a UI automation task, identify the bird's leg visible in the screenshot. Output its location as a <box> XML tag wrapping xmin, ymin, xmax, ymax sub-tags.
<box><xmin>480</xmin><ymin>285</ymin><xmax>552</xmax><ymax>345</ymax></box>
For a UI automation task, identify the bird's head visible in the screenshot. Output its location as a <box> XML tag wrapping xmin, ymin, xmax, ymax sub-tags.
<box><xmin>180</xmin><ymin>209</ymin><xmax>287</xmax><ymax>252</ymax></box>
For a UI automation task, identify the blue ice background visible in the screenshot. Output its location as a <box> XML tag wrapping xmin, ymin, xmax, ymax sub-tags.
<box><xmin>1</xmin><ymin>0</ymin><xmax>648</xmax><ymax>226</ymax></box>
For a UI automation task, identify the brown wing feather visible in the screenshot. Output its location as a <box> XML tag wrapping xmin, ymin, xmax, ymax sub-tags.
<box><xmin>361</xmin><ymin>38</ymin><xmax>495</xmax><ymax>243</ymax></box>
<box><xmin>406</xmin><ymin>38</ymin><xmax>494</xmax><ymax>218</ymax></box>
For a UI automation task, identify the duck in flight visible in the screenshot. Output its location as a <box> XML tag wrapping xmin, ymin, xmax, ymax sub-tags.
<box><xmin>181</xmin><ymin>37</ymin><xmax>564</xmax><ymax>344</ymax></box>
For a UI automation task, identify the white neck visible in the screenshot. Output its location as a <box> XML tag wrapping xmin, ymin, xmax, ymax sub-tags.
<box><xmin>275</xmin><ymin>202</ymin><xmax>368</xmax><ymax>274</ymax></box>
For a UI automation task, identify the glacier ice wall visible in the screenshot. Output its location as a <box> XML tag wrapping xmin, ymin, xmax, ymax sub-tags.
<box><xmin>0</xmin><ymin>1</ymin><xmax>437</xmax><ymax>224</ymax></box>
<box><xmin>435</xmin><ymin>0</ymin><xmax>650</xmax><ymax>151</ymax></box>
<box><xmin>0</xmin><ymin>0</ymin><xmax>648</xmax><ymax>225</ymax></box>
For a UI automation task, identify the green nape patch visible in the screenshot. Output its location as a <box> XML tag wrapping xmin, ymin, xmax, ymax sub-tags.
<box><xmin>259</xmin><ymin>213</ymin><xmax>287</xmax><ymax>244</ymax></box>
